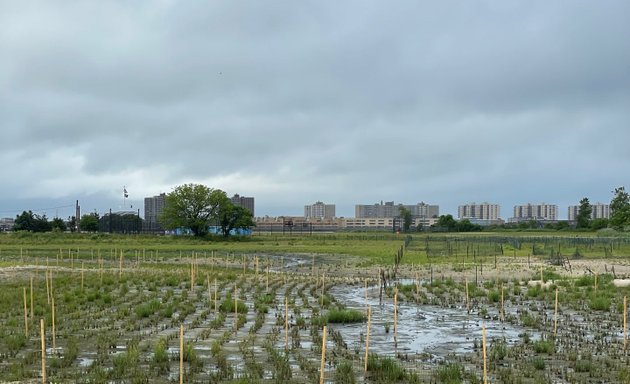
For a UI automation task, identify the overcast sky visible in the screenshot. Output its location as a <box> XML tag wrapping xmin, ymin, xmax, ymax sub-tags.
<box><xmin>1</xmin><ymin>1</ymin><xmax>629</xmax><ymax>220</ymax></box>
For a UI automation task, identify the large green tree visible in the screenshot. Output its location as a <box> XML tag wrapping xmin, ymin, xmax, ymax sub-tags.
<box><xmin>398</xmin><ymin>206</ymin><xmax>412</xmax><ymax>232</ymax></box>
<box><xmin>218</xmin><ymin>204</ymin><xmax>255</xmax><ymax>237</ymax></box>
<box><xmin>576</xmin><ymin>197</ymin><xmax>592</xmax><ymax>229</ymax></box>
<box><xmin>80</xmin><ymin>213</ymin><xmax>99</xmax><ymax>232</ymax></box>
<box><xmin>13</xmin><ymin>211</ymin><xmax>51</xmax><ymax>232</ymax></box>
<box><xmin>159</xmin><ymin>183</ymin><xmax>229</xmax><ymax>236</ymax></box>
<box><xmin>610</xmin><ymin>186</ymin><xmax>630</xmax><ymax>230</ymax></box>
<box><xmin>434</xmin><ymin>214</ymin><xmax>458</xmax><ymax>231</ymax></box>
<box><xmin>51</xmin><ymin>217</ymin><xmax>67</xmax><ymax>232</ymax></box>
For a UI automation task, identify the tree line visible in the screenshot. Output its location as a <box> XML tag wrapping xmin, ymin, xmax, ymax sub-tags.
<box><xmin>7</xmin><ymin>185</ymin><xmax>630</xmax><ymax>235</ymax></box>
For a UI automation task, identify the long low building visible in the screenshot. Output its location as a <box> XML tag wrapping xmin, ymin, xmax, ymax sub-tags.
<box><xmin>254</xmin><ymin>216</ymin><xmax>438</xmax><ymax>232</ymax></box>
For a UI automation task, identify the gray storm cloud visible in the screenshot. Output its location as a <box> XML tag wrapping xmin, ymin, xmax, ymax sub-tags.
<box><xmin>1</xmin><ymin>1</ymin><xmax>629</xmax><ymax>218</ymax></box>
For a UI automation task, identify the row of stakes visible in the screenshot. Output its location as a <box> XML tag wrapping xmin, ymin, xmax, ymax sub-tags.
<box><xmin>18</xmin><ymin>254</ymin><xmax>630</xmax><ymax>382</ymax></box>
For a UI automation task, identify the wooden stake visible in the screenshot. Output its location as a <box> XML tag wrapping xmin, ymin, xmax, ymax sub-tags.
<box><xmin>595</xmin><ymin>273</ymin><xmax>598</xmax><ymax>294</ymax></box>
<box><xmin>81</xmin><ymin>262</ymin><xmax>84</xmax><ymax>291</ymax></box>
<box><xmin>554</xmin><ymin>288</ymin><xmax>559</xmax><ymax>336</ymax></box>
<box><xmin>46</xmin><ymin>269</ymin><xmax>50</xmax><ymax>305</ymax></box>
<box><xmin>40</xmin><ymin>319</ymin><xmax>46</xmax><ymax>384</ymax></box>
<box><xmin>319</xmin><ymin>326</ymin><xmax>327</xmax><ymax>384</ymax></box>
<box><xmin>52</xmin><ymin>295</ymin><xmax>56</xmax><ymax>350</ymax></box>
<box><xmin>190</xmin><ymin>260</ymin><xmax>194</xmax><ymax>292</ymax></box>
<box><xmin>321</xmin><ymin>274</ymin><xmax>325</xmax><ymax>307</ymax></box>
<box><xmin>465</xmin><ymin>278</ymin><xmax>469</xmax><ymax>313</ymax></box>
<box><xmin>481</xmin><ymin>325</ymin><xmax>488</xmax><ymax>384</ymax></box>
<box><xmin>364</xmin><ymin>305</ymin><xmax>372</xmax><ymax>374</ymax></box>
<box><xmin>119</xmin><ymin>250</ymin><xmax>123</xmax><ymax>278</ymax></box>
<box><xmin>207</xmin><ymin>274</ymin><xmax>211</xmax><ymax>304</ymax></box>
<box><xmin>214</xmin><ymin>279</ymin><xmax>218</xmax><ymax>313</ymax></box>
<box><xmin>394</xmin><ymin>287</ymin><xmax>398</xmax><ymax>348</ymax></box>
<box><xmin>23</xmin><ymin>287</ymin><xmax>28</xmax><ymax>336</ymax></box>
<box><xmin>365</xmin><ymin>279</ymin><xmax>368</xmax><ymax>311</ymax></box>
<box><xmin>285</xmin><ymin>296</ymin><xmax>289</xmax><ymax>351</ymax></box>
<box><xmin>30</xmin><ymin>277</ymin><xmax>34</xmax><ymax>323</ymax></box>
<box><xmin>540</xmin><ymin>266</ymin><xmax>543</xmax><ymax>283</ymax></box>
<box><xmin>501</xmin><ymin>284</ymin><xmax>505</xmax><ymax>321</ymax></box>
<box><xmin>234</xmin><ymin>289</ymin><xmax>238</xmax><ymax>331</ymax></box>
<box><xmin>624</xmin><ymin>295</ymin><xmax>627</xmax><ymax>351</ymax></box>
<box><xmin>179</xmin><ymin>325</ymin><xmax>184</xmax><ymax>384</ymax></box>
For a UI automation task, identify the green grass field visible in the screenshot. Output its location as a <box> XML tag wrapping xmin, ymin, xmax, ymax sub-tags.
<box><xmin>1</xmin><ymin>230</ymin><xmax>630</xmax><ymax>267</ymax></box>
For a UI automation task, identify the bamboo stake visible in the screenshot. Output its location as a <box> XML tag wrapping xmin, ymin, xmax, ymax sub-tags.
<box><xmin>285</xmin><ymin>296</ymin><xmax>289</xmax><ymax>351</ymax></box>
<box><xmin>540</xmin><ymin>266</ymin><xmax>543</xmax><ymax>284</ymax></box>
<box><xmin>214</xmin><ymin>279</ymin><xmax>218</xmax><ymax>313</ymax></box>
<box><xmin>46</xmin><ymin>269</ymin><xmax>50</xmax><ymax>305</ymax></box>
<box><xmin>595</xmin><ymin>273</ymin><xmax>598</xmax><ymax>294</ymax></box>
<box><xmin>119</xmin><ymin>249</ymin><xmax>123</xmax><ymax>278</ymax></box>
<box><xmin>501</xmin><ymin>284</ymin><xmax>505</xmax><ymax>321</ymax></box>
<box><xmin>394</xmin><ymin>287</ymin><xmax>398</xmax><ymax>348</ymax></box>
<box><xmin>465</xmin><ymin>278</ymin><xmax>469</xmax><ymax>313</ymax></box>
<box><xmin>321</xmin><ymin>273</ymin><xmax>325</xmax><ymax>307</ymax></box>
<box><xmin>52</xmin><ymin>295</ymin><xmax>56</xmax><ymax>350</ymax></box>
<box><xmin>266</xmin><ymin>264</ymin><xmax>269</xmax><ymax>292</ymax></box>
<box><xmin>624</xmin><ymin>296</ymin><xmax>627</xmax><ymax>351</ymax></box>
<box><xmin>365</xmin><ymin>279</ymin><xmax>368</xmax><ymax>311</ymax></box>
<box><xmin>207</xmin><ymin>274</ymin><xmax>211</xmax><ymax>304</ymax></box>
<box><xmin>190</xmin><ymin>259</ymin><xmax>194</xmax><ymax>292</ymax></box>
<box><xmin>481</xmin><ymin>325</ymin><xmax>488</xmax><ymax>384</ymax></box>
<box><xmin>81</xmin><ymin>262</ymin><xmax>84</xmax><ymax>291</ymax></box>
<box><xmin>554</xmin><ymin>288</ymin><xmax>559</xmax><ymax>336</ymax></box>
<box><xmin>23</xmin><ymin>287</ymin><xmax>28</xmax><ymax>336</ymax></box>
<box><xmin>49</xmin><ymin>270</ymin><xmax>53</xmax><ymax>299</ymax></box>
<box><xmin>30</xmin><ymin>277</ymin><xmax>34</xmax><ymax>323</ymax></box>
<box><xmin>40</xmin><ymin>319</ymin><xmax>46</xmax><ymax>384</ymax></box>
<box><xmin>364</xmin><ymin>305</ymin><xmax>372</xmax><ymax>374</ymax></box>
<box><xmin>234</xmin><ymin>288</ymin><xmax>238</xmax><ymax>331</ymax></box>
<box><xmin>179</xmin><ymin>325</ymin><xmax>184</xmax><ymax>384</ymax></box>
<box><xmin>319</xmin><ymin>326</ymin><xmax>327</xmax><ymax>384</ymax></box>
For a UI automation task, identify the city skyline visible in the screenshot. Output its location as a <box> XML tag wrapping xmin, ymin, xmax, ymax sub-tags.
<box><xmin>1</xmin><ymin>2</ymin><xmax>629</xmax><ymax>221</ymax></box>
<box><xmin>0</xmin><ymin>192</ymin><xmax>619</xmax><ymax>222</ymax></box>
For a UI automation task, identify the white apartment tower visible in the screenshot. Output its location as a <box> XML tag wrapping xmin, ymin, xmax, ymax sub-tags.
<box><xmin>458</xmin><ymin>202</ymin><xmax>500</xmax><ymax>220</ymax></box>
<box><xmin>304</xmin><ymin>201</ymin><xmax>336</xmax><ymax>219</ymax></box>
<box><xmin>568</xmin><ymin>202</ymin><xmax>610</xmax><ymax>221</ymax></box>
<box><xmin>512</xmin><ymin>203</ymin><xmax>558</xmax><ymax>222</ymax></box>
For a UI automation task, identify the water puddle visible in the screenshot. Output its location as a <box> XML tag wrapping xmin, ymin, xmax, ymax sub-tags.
<box><xmin>329</xmin><ymin>284</ymin><xmax>535</xmax><ymax>359</ymax></box>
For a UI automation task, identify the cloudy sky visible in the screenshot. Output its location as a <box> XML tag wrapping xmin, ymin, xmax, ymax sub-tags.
<box><xmin>1</xmin><ymin>1</ymin><xmax>629</xmax><ymax>220</ymax></box>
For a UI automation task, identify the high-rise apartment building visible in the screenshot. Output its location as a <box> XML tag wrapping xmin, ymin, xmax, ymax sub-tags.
<box><xmin>230</xmin><ymin>194</ymin><xmax>255</xmax><ymax>216</ymax></box>
<box><xmin>568</xmin><ymin>202</ymin><xmax>610</xmax><ymax>221</ymax></box>
<box><xmin>511</xmin><ymin>203</ymin><xmax>557</xmax><ymax>222</ymax></box>
<box><xmin>458</xmin><ymin>202</ymin><xmax>500</xmax><ymax>221</ymax></box>
<box><xmin>407</xmin><ymin>202</ymin><xmax>439</xmax><ymax>218</ymax></box>
<box><xmin>355</xmin><ymin>201</ymin><xmax>439</xmax><ymax>218</ymax></box>
<box><xmin>304</xmin><ymin>201</ymin><xmax>336</xmax><ymax>219</ymax></box>
<box><xmin>144</xmin><ymin>193</ymin><xmax>166</xmax><ymax>231</ymax></box>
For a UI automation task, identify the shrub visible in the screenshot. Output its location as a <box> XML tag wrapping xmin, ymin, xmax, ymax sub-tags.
<box><xmin>487</xmin><ymin>290</ymin><xmax>500</xmax><ymax>303</ymax></box>
<box><xmin>326</xmin><ymin>309</ymin><xmax>365</xmax><ymax>324</ymax></box>
<box><xmin>575</xmin><ymin>359</ymin><xmax>593</xmax><ymax>373</ymax></box>
<box><xmin>334</xmin><ymin>360</ymin><xmax>356</xmax><ymax>384</ymax></box>
<box><xmin>531</xmin><ymin>356</ymin><xmax>545</xmax><ymax>370</ymax></box>
<box><xmin>533</xmin><ymin>339</ymin><xmax>554</xmax><ymax>354</ymax></box>
<box><xmin>367</xmin><ymin>354</ymin><xmax>406</xmax><ymax>382</ymax></box>
<box><xmin>588</xmin><ymin>296</ymin><xmax>610</xmax><ymax>311</ymax></box>
<box><xmin>135</xmin><ymin>299</ymin><xmax>161</xmax><ymax>318</ymax></box>
<box><xmin>434</xmin><ymin>362</ymin><xmax>463</xmax><ymax>383</ymax></box>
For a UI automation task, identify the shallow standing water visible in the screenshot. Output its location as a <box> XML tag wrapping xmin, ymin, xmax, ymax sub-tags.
<box><xmin>329</xmin><ymin>284</ymin><xmax>536</xmax><ymax>359</ymax></box>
